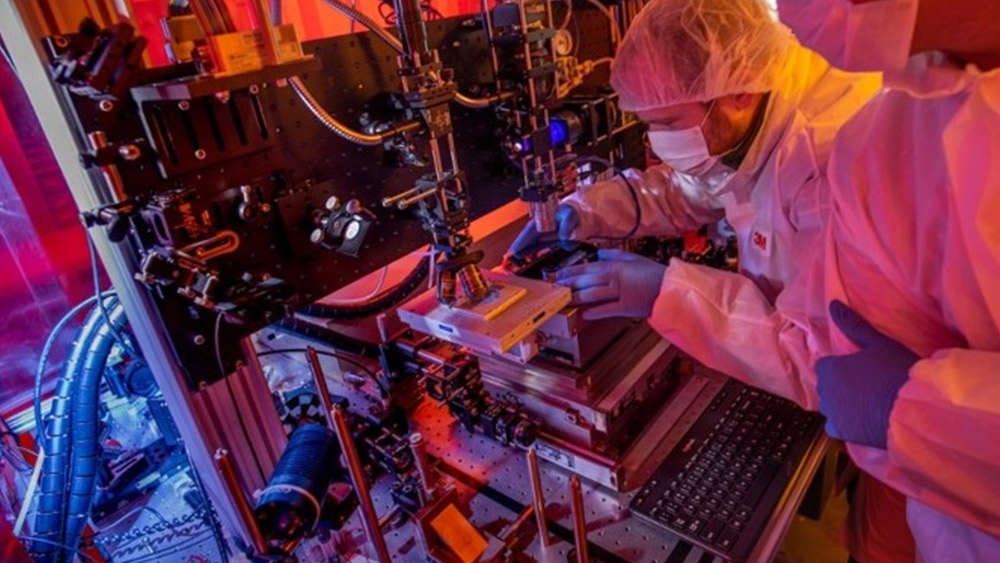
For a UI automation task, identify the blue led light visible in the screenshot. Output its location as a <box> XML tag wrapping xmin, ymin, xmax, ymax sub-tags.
<box><xmin>520</xmin><ymin>117</ymin><xmax>570</xmax><ymax>154</ymax></box>
<box><xmin>549</xmin><ymin>118</ymin><xmax>569</xmax><ymax>145</ymax></box>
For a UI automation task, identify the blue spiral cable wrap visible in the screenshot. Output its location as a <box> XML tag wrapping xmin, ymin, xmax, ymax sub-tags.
<box><xmin>34</xmin><ymin>291</ymin><xmax>113</xmax><ymax>453</ymax></box>
<box><xmin>30</xmin><ymin>297</ymin><xmax>113</xmax><ymax>562</ymax></box>
<box><xmin>29</xmin><ymin>293</ymin><xmax>230</xmax><ymax>562</ymax></box>
<box><xmin>63</xmin><ymin>300</ymin><xmax>128</xmax><ymax>556</ymax></box>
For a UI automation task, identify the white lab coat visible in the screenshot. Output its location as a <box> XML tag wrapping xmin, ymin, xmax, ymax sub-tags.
<box><xmin>563</xmin><ymin>46</ymin><xmax>881</xmax><ymax>407</ymax></box>
<box><xmin>824</xmin><ymin>66</ymin><xmax>1000</xmax><ymax>562</ymax></box>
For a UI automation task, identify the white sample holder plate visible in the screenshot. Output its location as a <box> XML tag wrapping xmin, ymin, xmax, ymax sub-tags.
<box><xmin>396</xmin><ymin>270</ymin><xmax>571</xmax><ymax>363</ymax></box>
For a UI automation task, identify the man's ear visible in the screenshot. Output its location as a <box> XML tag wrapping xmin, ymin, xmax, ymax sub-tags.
<box><xmin>721</xmin><ymin>93</ymin><xmax>760</xmax><ymax>111</ymax></box>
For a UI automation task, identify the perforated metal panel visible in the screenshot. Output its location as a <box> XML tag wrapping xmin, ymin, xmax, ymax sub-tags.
<box><xmin>56</xmin><ymin>9</ymin><xmax>640</xmax><ymax>387</ymax></box>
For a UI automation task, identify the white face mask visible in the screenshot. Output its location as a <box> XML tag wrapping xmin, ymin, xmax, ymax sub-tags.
<box><xmin>777</xmin><ymin>0</ymin><xmax>920</xmax><ymax>72</ymax></box>
<box><xmin>647</xmin><ymin>102</ymin><xmax>720</xmax><ymax>176</ymax></box>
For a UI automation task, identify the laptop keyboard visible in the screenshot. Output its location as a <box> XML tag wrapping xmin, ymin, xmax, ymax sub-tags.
<box><xmin>631</xmin><ymin>379</ymin><xmax>824</xmax><ymax>561</ymax></box>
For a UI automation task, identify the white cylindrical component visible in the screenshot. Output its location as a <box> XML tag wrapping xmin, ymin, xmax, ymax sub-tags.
<box><xmin>531</xmin><ymin>198</ymin><xmax>559</xmax><ymax>234</ymax></box>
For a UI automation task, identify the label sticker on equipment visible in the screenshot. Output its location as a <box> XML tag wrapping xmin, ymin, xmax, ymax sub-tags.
<box><xmin>535</xmin><ymin>442</ymin><xmax>574</xmax><ymax>468</ymax></box>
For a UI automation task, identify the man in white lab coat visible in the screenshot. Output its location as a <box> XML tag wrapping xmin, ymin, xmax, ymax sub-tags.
<box><xmin>776</xmin><ymin>0</ymin><xmax>1000</xmax><ymax>561</ymax></box>
<box><xmin>512</xmin><ymin>0</ymin><xmax>879</xmax><ymax>408</ymax></box>
<box><xmin>508</xmin><ymin>0</ymin><xmax>909</xmax><ymax>559</ymax></box>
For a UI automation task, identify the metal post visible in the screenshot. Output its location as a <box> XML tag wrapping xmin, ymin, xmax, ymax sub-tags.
<box><xmin>305</xmin><ymin>346</ymin><xmax>336</xmax><ymax>426</ymax></box>
<box><xmin>214</xmin><ymin>448</ymin><xmax>268</xmax><ymax>556</ymax></box>
<box><xmin>331</xmin><ymin>407</ymin><xmax>392</xmax><ymax>563</ymax></box>
<box><xmin>569</xmin><ymin>475</ymin><xmax>590</xmax><ymax>563</ymax></box>
<box><xmin>500</xmin><ymin>505</ymin><xmax>534</xmax><ymax>543</ymax></box>
<box><xmin>409</xmin><ymin>432</ymin><xmax>436</xmax><ymax>499</ymax></box>
<box><xmin>392</xmin><ymin>0</ymin><xmax>430</xmax><ymax>60</ymax></box>
<box><xmin>527</xmin><ymin>447</ymin><xmax>551</xmax><ymax>547</ymax></box>
<box><xmin>250</xmin><ymin>0</ymin><xmax>282</xmax><ymax>64</ymax></box>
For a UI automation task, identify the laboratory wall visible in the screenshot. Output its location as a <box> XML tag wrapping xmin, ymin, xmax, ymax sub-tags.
<box><xmin>0</xmin><ymin>42</ymin><xmax>96</xmax><ymax>414</ymax></box>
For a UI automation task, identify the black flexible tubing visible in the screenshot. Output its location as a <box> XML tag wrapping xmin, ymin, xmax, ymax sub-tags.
<box><xmin>298</xmin><ymin>255</ymin><xmax>430</xmax><ymax>320</ymax></box>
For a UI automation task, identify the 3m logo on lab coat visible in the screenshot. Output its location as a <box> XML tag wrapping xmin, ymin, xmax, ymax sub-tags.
<box><xmin>752</xmin><ymin>228</ymin><xmax>771</xmax><ymax>257</ymax></box>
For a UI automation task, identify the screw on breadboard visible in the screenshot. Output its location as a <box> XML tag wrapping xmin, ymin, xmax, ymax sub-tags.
<box><xmin>94</xmin><ymin>506</ymin><xmax>208</xmax><ymax>550</ymax></box>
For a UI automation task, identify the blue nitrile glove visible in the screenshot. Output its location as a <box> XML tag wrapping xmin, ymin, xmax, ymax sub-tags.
<box><xmin>815</xmin><ymin>300</ymin><xmax>919</xmax><ymax>449</ymax></box>
<box><xmin>555</xmin><ymin>249</ymin><xmax>666</xmax><ymax>320</ymax></box>
<box><xmin>508</xmin><ymin>205</ymin><xmax>581</xmax><ymax>258</ymax></box>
